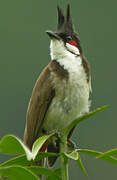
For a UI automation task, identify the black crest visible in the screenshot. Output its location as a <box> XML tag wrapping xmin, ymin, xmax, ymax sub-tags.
<box><xmin>56</xmin><ymin>4</ymin><xmax>74</xmax><ymax>35</ymax></box>
<box><xmin>56</xmin><ymin>4</ymin><xmax>82</xmax><ymax>54</ymax></box>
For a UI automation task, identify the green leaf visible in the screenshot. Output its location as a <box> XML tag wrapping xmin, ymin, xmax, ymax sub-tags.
<box><xmin>46</xmin><ymin>175</ymin><xmax>61</xmax><ymax>180</ymax></box>
<box><xmin>0</xmin><ymin>165</ymin><xmax>39</xmax><ymax>180</ymax></box>
<box><xmin>78</xmin><ymin>149</ymin><xmax>117</xmax><ymax>164</ymax></box>
<box><xmin>0</xmin><ymin>135</ymin><xmax>25</xmax><ymax>155</ymax></box>
<box><xmin>28</xmin><ymin>166</ymin><xmax>55</xmax><ymax>175</ymax></box>
<box><xmin>32</xmin><ymin>133</ymin><xmax>54</xmax><ymax>160</ymax></box>
<box><xmin>64</xmin><ymin>150</ymin><xmax>78</xmax><ymax>160</ymax></box>
<box><xmin>0</xmin><ymin>135</ymin><xmax>33</xmax><ymax>160</ymax></box>
<box><xmin>28</xmin><ymin>166</ymin><xmax>61</xmax><ymax>180</ymax></box>
<box><xmin>0</xmin><ymin>155</ymin><xmax>31</xmax><ymax>167</ymax></box>
<box><xmin>97</xmin><ymin>148</ymin><xmax>117</xmax><ymax>158</ymax></box>
<box><xmin>0</xmin><ymin>133</ymin><xmax>55</xmax><ymax>161</ymax></box>
<box><xmin>0</xmin><ymin>152</ymin><xmax>59</xmax><ymax>167</ymax></box>
<box><xmin>76</xmin><ymin>153</ymin><xmax>88</xmax><ymax>177</ymax></box>
<box><xmin>64</xmin><ymin>105</ymin><xmax>109</xmax><ymax>137</ymax></box>
<box><xmin>54</xmin><ymin>168</ymin><xmax>61</xmax><ymax>177</ymax></box>
<box><xmin>77</xmin><ymin>149</ymin><xmax>102</xmax><ymax>157</ymax></box>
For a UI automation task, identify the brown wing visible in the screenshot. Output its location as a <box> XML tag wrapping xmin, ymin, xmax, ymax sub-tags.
<box><xmin>24</xmin><ymin>63</ymin><xmax>55</xmax><ymax>150</ymax></box>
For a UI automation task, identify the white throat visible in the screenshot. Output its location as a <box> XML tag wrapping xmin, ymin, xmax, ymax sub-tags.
<box><xmin>50</xmin><ymin>39</ymin><xmax>80</xmax><ymax>60</ymax></box>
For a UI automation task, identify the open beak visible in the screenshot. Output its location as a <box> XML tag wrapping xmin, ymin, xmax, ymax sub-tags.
<box><xmin>46</xmin><ymin>31</ymin><xmax>61</xmax><ymax>40</ymax></box>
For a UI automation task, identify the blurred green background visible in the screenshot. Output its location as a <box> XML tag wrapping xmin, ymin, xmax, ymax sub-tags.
<box><xmin>0</xmin><ymin>0</ymin><xmax>116</xmax><ymax>179</ymax></box>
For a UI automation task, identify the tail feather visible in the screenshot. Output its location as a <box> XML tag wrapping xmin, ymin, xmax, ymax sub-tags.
<box><xmin>47</xmin><ymin>140</ymin><xmax>59</xmax><ymax>167</ymax></box>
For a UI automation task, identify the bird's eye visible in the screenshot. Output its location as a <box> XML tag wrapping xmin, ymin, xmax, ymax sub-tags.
<box><xmin>67</xmin><ymin>36</ymin><xmax>72</xmax><ymax>41</ymax></box>
<box><xmin>66</xmin><ymin>36</ymin><xmax>77</xmax><ymax>47</ymax></box>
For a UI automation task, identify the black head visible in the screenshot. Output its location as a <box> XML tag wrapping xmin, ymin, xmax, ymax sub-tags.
<box><xmin>57</xmin><ymin>4</ymin><xmax>82</xmax><ymax>54</ymax></box>
<box><xmin>46</xmin><ymin>4</ymin><xmax>82</xmax><ymax>54</ymax></box>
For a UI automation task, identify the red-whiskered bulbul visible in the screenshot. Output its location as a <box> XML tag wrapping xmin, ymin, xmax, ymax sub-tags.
<box><xmin>24</xmin><ymin>4</ymin><xmax>91</xmax><ymax>167</ymax></box>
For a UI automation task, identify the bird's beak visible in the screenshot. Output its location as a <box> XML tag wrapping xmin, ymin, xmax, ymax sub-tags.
<box><xmin>46</xmin><ymin>31</ymin><xmax>61</xmax><ymax>40</ymax></box>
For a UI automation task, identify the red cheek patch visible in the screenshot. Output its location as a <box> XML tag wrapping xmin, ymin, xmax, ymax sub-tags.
<box><xmin>68</xmin><ymin>40</ymin><xmax>77</xmax><ymax>47</ymax></box>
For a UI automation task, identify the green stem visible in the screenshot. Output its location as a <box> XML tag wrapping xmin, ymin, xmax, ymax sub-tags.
<box><xmin>60</xmin><ymin>136</ymin><xmax>69</xmax><ymax>180</ymax></box>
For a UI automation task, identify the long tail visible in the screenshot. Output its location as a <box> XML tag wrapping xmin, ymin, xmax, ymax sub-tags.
<box><xmin>47</xmin><ymin>139</ymin><xmax>59</xmax><ymax>167</ymax></box>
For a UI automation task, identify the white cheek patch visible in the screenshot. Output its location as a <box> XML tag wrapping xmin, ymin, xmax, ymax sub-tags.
<box><xmin>66</xmin><ymin>43</ymin><xmax>80</xmax><ymax>55</ymax></box>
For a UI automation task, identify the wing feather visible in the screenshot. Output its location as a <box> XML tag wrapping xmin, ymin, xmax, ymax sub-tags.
<box><xmin>24</xmin><ymin>63</ymin><xmax>55</xmax><ymax>149</ymax></box>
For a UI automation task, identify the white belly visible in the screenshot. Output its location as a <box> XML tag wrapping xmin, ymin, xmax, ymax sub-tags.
<box><xmin>43</xmin><ymin>57</ymin><xmax>91</xmax><ymax>133</ymax></box>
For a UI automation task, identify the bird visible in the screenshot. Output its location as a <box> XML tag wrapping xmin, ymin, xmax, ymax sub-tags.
<box><xmin>24</xmin><ymin>4</ymin><xmax>91</xmax><ymax>167</ymax></box>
